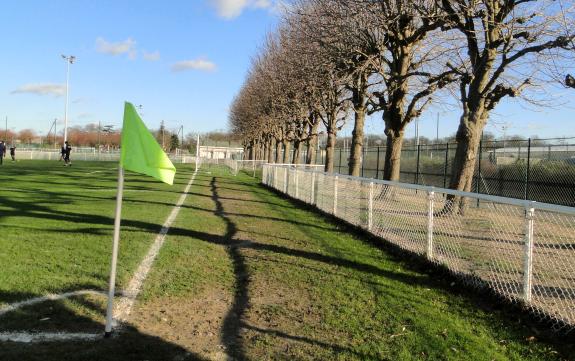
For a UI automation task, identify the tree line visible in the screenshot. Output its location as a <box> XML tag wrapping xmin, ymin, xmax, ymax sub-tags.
<box><xmin>230</xmin><ymin>0</ymin><xmax>574</xmax><ymax>212</ymax></box>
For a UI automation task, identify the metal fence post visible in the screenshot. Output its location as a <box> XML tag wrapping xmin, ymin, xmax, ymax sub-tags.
<box><xmin>334</xmin><ymin>175</ymin><xmax>338</xmax><ymax>215</ymax></box>
<box><xmin>415</xmin><ymin>144</ymin><xmax>421</xmax><ymax>185</ymax></box>
<box><xmin>427</xmin><ymin>190</ymin><xmax>435</xmax><ymax>260</ymax></box>
<box><xmin>525</xmin><ymin>138</ymin><xmax>531</xmax><ymax>200</ymax></box>
<box><xmin>284</xmin><ymin>167</ymin><xmax>288</xmax><ymax>193</ymax></box>
<box><xmin>361</xmin><ymin>147</ymin><xmax>365</xmax><ymax>177</ymax></box>
<box><xmin>523</xmin><ymin>203</ymin><xmax>535</xmax><ymax>303</ymax></box>
<box><xmin>443</xmin><ymin>143</ymin><xmax>449</xmax><ymax>188</ymax></box>
<box><xmin>476</xmin><ymin>138</ymin><xmax>483</xmax><ymax>207</ymax></box>
<box><xmin>339</xmin><ymin>148</ymin><xmax>343</xmax><ymax>174</ymax></box>
<box><xmin>311</xmin><ymin>171</ymin><xmax>315</xmax><ymax>205</ymax></box>
<box><xmin>375</xmin><ymin>147</ymin><xmax>380</xmax><ymax>179</ymax></box>
<box><xmin>368</xmin><ymin>182</ymin><xmax>374</xmax><ymax>231</ymax></box>
<box><xmin>295</xmin><ymin>169</ymin><xmax>299</xmax><ymax>199</ymax></box>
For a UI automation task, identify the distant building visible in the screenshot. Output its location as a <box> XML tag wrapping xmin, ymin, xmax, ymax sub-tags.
<box><xmin>199</xmin><ymin>145</ymin><xmax>243</xmax><ymax>159</ymax></box>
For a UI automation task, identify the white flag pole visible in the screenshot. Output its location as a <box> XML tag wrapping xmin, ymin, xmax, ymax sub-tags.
<box><xmin>104</xmin><ymin>166</ymin><xmax>125</xmax><ymax>337</ymax></box>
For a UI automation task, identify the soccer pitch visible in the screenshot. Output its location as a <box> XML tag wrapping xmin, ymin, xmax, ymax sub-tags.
<box><xmin>2</xmin><ymin>161</ymin><xmax>574</xmax><ymax>360</ymax></box>
<box><xmin>0</xmin><ymin>160</ymin><xmax>195</xmax><ymax>333</ymax></box>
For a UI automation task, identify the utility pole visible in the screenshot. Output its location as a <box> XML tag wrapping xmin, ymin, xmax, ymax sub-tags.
<box><xmin>61</xmin><ymin>55</ymin><xmax>76</xmax><ymax>143</ymax></box>
<box><xmin>54</xmin><ymin>119</ymin><xmax>57</xmax><ymax>148</ymax></box>
<box><xmin>177</xmin><ymin>125</ymin><xmax>184</xmax><ymax>152</ymax></box>
<box><xmin>4</xmin><ymin>116</ymin><xmax>7</xmax><ymax>141</ymax></box>
<box><xmin>47</xmin><ymin>119</ymin><xmax>56</xmax><ymax>147</ymax></box>
<box><xmin>98</xmin><ymin>121</ymin><xmax>101</xmax><ymax>153</ymax></box>
<box><xmin>161</xmin><ymin>120</ymin><xmax>165</xmax><ymax>150</ymax></box>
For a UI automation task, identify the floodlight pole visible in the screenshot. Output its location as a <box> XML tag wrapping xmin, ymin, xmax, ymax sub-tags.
<box><xmin>105</xmin><ymin>166</ymin><xmax>125</xmax><ymax>337</ymax></box>
<box><xmin>62</xmin><ymin>55</ymin><xmax>75</xmax><ymax>143</ymax></box>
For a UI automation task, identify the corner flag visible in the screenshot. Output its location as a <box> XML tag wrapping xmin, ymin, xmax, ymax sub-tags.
<box><xmin>120</xmin><ymin>102</ymin><xmax>176</xmax><ymax>184</ymax></box>
<box><xmin>105</xmin><ymin>102</ymin><xmax>176</xmax><ymax>337</ymax></box>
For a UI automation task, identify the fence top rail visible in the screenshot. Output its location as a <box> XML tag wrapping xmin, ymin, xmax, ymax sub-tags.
<box><xmin>269</xmin><ymin>163</ymin><xmax>324</xmax><ymax>167</ymax></box>
<box><xmin>264</xmin><ymin>164</ymin><xmax>575</xmax><ymax>215</ymax></box>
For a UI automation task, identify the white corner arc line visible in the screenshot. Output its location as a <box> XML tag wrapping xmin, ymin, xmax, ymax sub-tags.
<box><xmin>0</xmin><ymin>172</ymin><xmax>197</xmax><ymax>343</ymax></box>
<box><xmin>0</xmin><ymin>332</ymin><xmax>101</xmax><ymax>343</ymax></box>
<box><xmin>0</xmin><ymin>290</ymin><xmax>105</xmax><ymax>317</ymax></box>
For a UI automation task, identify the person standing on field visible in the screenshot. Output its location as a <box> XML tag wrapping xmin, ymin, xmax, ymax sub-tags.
<box><xmin>64</xmin><ymin>141</ymin><xmax>72</xmax><ymax>166</ymax></box>
<box><xmin>9</xmin><ymin>146</ymin><xmax>15</xmax><ymax>161</ymax></box>
<box><xmin>0</xmin><ymin>140</ymin><xmax>5</xmax><ymax>165</ymax></box>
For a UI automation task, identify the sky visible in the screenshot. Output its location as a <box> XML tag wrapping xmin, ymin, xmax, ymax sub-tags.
<box><xmin>0</xmin><ymin>0</ymin><xmax>279</xmax><ymax>136</ymax></box>
<box><xmin>0</xmin><ymin>0</ymin><xmax>574</xmax><ymax>141</ymax></box>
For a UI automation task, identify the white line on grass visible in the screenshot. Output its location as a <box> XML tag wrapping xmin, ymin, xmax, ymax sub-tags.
<box><xmin>3</xmin><ymin>188</ymin><xmax>161</xmax><ymax>193</ymax></box>
<box><xmin>0</xmin><ymin>172</ymin><xmax>197</xmax><ymax>343</ymax></box>
<box><xmin>0</xmin><ymin>332</ymin><xmax>101</xmax><ymax>343</ymax></box>
<box><xmin>0</xmin><ymin>290</ymin><xmax>105</xmax><ymax>317</ymax></box>
<box><xmin>113</xmin><ymin>172</ymin><xmax>197</xmax><ymax>326</ymax></box>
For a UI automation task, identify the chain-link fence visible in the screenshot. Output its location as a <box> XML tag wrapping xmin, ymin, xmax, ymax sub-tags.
<box><xmin>263</xmin><ymin>164</ymin><xmax>575</xmax><ymax>332</ymax></box>
<box><xmin>325</xmin><ymin>138</ymin><xmax>575</xmax><ymax>207</ymax></box>
<box><xmin>11</xmin><ymin>150</ymin><xmax>196</xmax><ymax>163</ymax></box>
<box><xmin>223</xmin><ymin>160</ymin><xmax>324</xmax><ymax>178</ymax></box>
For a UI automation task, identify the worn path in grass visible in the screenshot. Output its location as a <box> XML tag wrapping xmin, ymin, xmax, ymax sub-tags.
<box><xmin>1</xmin><ymin>166</ymin><xmax>574</xmax><ymax>360</ymax></box>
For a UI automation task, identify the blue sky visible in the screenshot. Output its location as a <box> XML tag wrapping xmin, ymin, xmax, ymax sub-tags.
<box><xmin>0</xmin><ymin>0</ymin><xmax>279</xmax><ymax>136</ymax></box>
<box><xmin>1</xmin><ymin>0</ymin><xmax>574</xmax><ymax>140</ymax></box>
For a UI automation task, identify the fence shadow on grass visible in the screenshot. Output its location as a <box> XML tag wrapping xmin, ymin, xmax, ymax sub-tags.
<box><xmin>258</xmin><ymin>179</ymin><xmax>575</xmax><ymax>353</ymax></box>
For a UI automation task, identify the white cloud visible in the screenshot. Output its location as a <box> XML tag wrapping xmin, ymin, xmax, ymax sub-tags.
<box><xmin>210</xmin><ymin>0</ymin><xmax>276</xmax><ymax>19</ymax></box>
<box><xmin>143</xmin><ymin>50</ymin><xmax>161</xmax><ymax>61</ymax></box>
<box><xmin>11</xmin><ymin>83</ymin><xmax>66</xmax><ymax>97</ymax></box>
<box><xmin>96</xmin><ymin>37</ymin><xmax>137</xmax><ymax>59</ymax></box>
<box><xmin>171</xmin><ymin>59</ymin><xmax>217</xmax><ymax>72</ymax></box>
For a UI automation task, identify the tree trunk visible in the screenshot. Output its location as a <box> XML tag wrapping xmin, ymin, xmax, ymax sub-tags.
<box><xmin>325</xmin><ymin>129</ymin><xmax>337</xmax><ymax>173</ymax></box>
<box><xmin>348</xmin><ymin>80</ymin><xmax>368</xmax><ymax>176</ymax></box>
<box><xmin>262</xmin><ymin>142</ymin><xmax>267</xmax><ymax>161</ymax></box>
<box><xmin>349</xmin><ymin>105</ymin><xmax>366</xmax><ymax>176</ymax></box>
<box><xmin>283</xmin><ymin>140</ymin><xmax>291</xmax><ymax>164</ymax></box>
<box><xmin>444</xmin><ymin>116</ymin><xmax>484</xmax><ymax>214</ymax></box>
<box><xmin>306</xmin><ymin>119</ymin><xmax>319</xmax><ymax>165</ymax></box>
<box><xmin>268</xmin><ymin>138</ymin><xmax>275</xmax><ymax>163</ymax></box>
<box><xmin>275</xmin><ymin>139</ymin><xmax>282</xmax><ymax>163</ymax></box>
<box><xmin>293</xmin><ymin>140</ymin><xmax>304</xmax><ymax>164</ymax></box>
<box><xmin>383</xmin><ymin>131</ymin><xmax>405</xmax><ymax>181</ymax></box>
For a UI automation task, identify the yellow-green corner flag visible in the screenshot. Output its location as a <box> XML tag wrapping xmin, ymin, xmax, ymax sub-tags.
<box><xmin>120</xmin><ymin>102</ymin><xmax>176</xmax><ymax>185</ymax></box>
<box><xmin>105</xmin><ymin>102</ymin><xmax>177</xmax><ymax>337</ymax></box>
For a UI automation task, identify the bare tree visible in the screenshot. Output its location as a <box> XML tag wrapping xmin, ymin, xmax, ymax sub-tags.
<box><xmin>364</xmin><ymin>0</ymin><xmax>455</xmax><ymax>181</ymax></box>
<box><xmin>439</xmin><ymin>0</ymin><xmax>575</xmax><ymax>212</ymax></box>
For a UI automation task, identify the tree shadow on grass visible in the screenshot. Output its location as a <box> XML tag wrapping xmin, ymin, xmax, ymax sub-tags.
<box><xmin>204</xmin><ymin>176</ymin><xmax>426</xmax><ymax>360</ymax></box>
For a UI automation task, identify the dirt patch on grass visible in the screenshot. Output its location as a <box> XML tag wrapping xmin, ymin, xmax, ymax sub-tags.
<box><xmin>131</xmin><ymin>288</ymin><xmax>233</xmax><ymax>361</ymax></box>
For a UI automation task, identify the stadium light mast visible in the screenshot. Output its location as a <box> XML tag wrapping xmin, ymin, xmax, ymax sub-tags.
<box><xmin>62</xmin><ymin>55</ymin><xmax>76</xmax><ymax>144</ymax></box>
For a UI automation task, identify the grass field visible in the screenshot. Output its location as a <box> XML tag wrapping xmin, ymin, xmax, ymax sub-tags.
<box><xmin>0</xmin><ymin>160</ymin><xmax>574</xmax><ymax>360</ymax></box>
